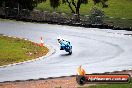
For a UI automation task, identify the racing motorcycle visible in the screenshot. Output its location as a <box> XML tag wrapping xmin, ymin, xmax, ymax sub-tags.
<box><xmin>57</xmin><ymin>37</ymin><xmax>72</xmax><ymax>55</ymax></box>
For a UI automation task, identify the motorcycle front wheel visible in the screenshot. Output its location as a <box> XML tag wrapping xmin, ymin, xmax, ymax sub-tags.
<box><xmin>69</xmin><ymin>49</ymin><xmax>72</xmax><ymax>55</ymax></box>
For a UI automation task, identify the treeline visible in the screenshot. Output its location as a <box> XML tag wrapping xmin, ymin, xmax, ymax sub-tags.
<box><xmin>0</xmin><ymin>0</ymin><xmax>46</xmax><ymax>10</ymax></box>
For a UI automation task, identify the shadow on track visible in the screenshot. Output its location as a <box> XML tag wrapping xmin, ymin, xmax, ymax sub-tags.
<box><xmin>60</xmin><ymin>53</ymin><xmax>71</xmax><ymax>57</ymax></box>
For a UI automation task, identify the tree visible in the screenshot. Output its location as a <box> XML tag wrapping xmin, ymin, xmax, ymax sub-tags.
<box><xmin>0</xmin><ymin>0</ymin><xmax>46</xmax><ymax>10</ymax></box>
<box><xmin>50</xmin><ymin>0</ymin><xmax>60</xmax><ymax>8</ymax></box>
<box><xmin>93</xmin><ymin>0</ymin><xmax>108</xmax><ymax>7</ymax></box>
<box><xmin>48</xmin><ymin>0</ymin><xmax>108</xmax><ymax>17</ymax></box>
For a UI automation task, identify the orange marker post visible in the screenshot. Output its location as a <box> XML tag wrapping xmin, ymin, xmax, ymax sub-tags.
<box><xmin>77</xmin><ymin>65</ymin><xmax>86</xmax><ymax>76</ymax></box>
<box><xmin>40</xmin><ymin>37</ymin><xmax>44</xmax><ymax>47</ymax></box>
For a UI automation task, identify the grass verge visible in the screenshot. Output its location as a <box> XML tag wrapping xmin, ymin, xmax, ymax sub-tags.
<box><xmin>0</xmin><ymin>34</ymin><xmax>49</xmax><ymax>66</ymax></box>
<box><xmin>36</xmin><ymin>0</ymin><xmax>132</xmax><ymax>19</ymax></box>
<box><xmin>36</xmin><ymin>0</ymin><xmax>132</xmax><ymax>28</ymax></box>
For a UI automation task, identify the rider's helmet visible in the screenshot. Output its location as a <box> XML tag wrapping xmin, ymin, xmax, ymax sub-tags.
<box><xmin>57</xmin><ymin>36</ymin><xmax>62</xmax><ymax>43</ymax></box>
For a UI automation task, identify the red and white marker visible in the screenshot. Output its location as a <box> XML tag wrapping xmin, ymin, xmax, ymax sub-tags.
<box><xmin>40</xmin><ymin>37</ymin><xmax>44</xmax><ymax>46</ymax></box>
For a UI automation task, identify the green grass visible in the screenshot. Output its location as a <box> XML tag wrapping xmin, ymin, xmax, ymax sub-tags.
<box><xmin>0</xmin><ymin>34</ymin><xmax>48</xmax><ymax>66</ymax></box>
<box><xmin>36</xmin><ymin>0</ymin><xmax>132</xmax><ymax>19</ymax></box>
<box><xmin>78</xmin><ymin>79</ymin><xmax>132</xmax><ymax>88</ymax></box>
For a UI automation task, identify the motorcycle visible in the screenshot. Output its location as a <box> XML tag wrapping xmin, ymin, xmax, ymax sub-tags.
<box><xmin>58</xmin><ymin>39</ymin><xmax>72</xmax><ymax>55</ymax></box>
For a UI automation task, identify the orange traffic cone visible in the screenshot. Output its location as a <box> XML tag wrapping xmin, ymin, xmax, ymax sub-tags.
<box><xmin>39</xmin><ymin>37</ymin><xmax>44</xmax><ymax>47</ymax></box>
<box><xmin>77</xmin><ymin>65</ymin><xmax>86</xmax><ymax>76</ymax></box>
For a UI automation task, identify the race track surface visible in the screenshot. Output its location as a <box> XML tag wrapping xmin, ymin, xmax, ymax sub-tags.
<box><xmin>0</xmin><ymin>21</ymin><xmax>132</xmax><ymax>82</ymax></box>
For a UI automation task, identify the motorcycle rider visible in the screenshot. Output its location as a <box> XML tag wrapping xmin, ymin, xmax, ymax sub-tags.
<box><xmin>57</xmin><ymin>36</ymin><xmax>71</xmax><ymax>50</ymax></box>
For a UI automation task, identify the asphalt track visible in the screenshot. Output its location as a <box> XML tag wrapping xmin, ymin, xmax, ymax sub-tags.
<box><xmin>0</xmin><ymin>20</ymin><xmax>132</xmax><ymax>82</ymax></box>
